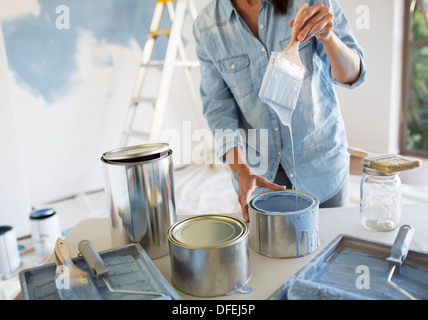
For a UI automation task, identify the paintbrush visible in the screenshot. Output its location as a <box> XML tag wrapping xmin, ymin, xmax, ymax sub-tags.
<box><xmin>259</xmin><ymin>3</ymin><xmax>308</xmax><ymax>125</ymax></box>
<box><xmin>54</xmin><ymin>238</ymin><xmax>102</xmax><ymax>300</ymax></box>
<box><xmin>348</xmin><ymin>146</ymin><xmax>422</xmax><ymax>175</ymax></box>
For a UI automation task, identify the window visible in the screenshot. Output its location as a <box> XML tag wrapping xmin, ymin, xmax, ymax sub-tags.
<box><xmin>402</xmin><ymin>0</ymin><xmax>428</xmax><ymax>156</ymax></box>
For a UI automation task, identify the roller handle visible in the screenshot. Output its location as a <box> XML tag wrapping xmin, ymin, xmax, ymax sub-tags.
<box><xmin>281</xmin><ymin>3</ymin><xmax>308</xmax><ymax>53</ymax></box>
<box><xmin>387</xmin><ymin>225</ymin><xmax>414</xmax><ymax>266</ymax></box>
<box><xmin>78</xmin><ymin>239</ymin><xmax>109</xmax><ymax>278</ymax></box>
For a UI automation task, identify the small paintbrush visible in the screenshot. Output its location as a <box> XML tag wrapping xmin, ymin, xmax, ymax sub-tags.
<box><xmin>54</xmin><ymin>238</ymin><xmax>102</xmax><ymax>300</ymax></box>
<box><xmin>258</xmin><ymin>3</ymin><xmax>308</xmax><ymax>125</ymax></box>
<box><xmin>348</xmin><ymin>146</ymin><xmax>422</xmax><ymax>175</ymax></box>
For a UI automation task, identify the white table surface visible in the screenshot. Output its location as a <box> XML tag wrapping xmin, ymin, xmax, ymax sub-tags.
<box><xmin>52</xmin><ymin>203</ymin><xmax>428</xmax><ymax>300</ymax></box>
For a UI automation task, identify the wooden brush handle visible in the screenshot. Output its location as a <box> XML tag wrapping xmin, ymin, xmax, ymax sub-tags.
<box><xmin>54</xmin><ymin>237</ymin><xmax>87</xmax><ymax>276</ymax></box>
<box><xmin>347</xmin><ymin>146</ymin><xmax>380</xmax><ymax>159</ymax></box>
<box><xmin>54</xmin><ymin>238</ymin><xmax>72</xmax><ymax>265</ymax></box>
<box><xmin>281</xmin><ymin>3</ymin><xmax>308</xmax><ymax>53</ymax></box>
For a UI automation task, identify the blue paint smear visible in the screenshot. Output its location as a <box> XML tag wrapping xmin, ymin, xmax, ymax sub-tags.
<box><xmin>286</xmin><ymin>250</ymin><xmax>428</xmax><ymax>300</ymax></box>
<box><xmin>2</xmin><ymin>0</ymin><xmax>169</xmax><ymax>103</ymax></box>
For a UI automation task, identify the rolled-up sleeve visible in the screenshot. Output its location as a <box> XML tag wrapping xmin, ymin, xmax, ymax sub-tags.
<box><xmin>194</xmin><ymin>22</ymin><xmax>244</xmax><ymax>162</ymax></box>
<box><xmin>319</xmin><ymin>0</ymin><xmax>367</xmax><ymax>89</ymax></box>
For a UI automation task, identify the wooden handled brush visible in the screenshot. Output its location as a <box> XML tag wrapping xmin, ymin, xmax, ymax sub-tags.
<box><xmin>258</xmin><ymin>3</ymin><xmax>308</xmax><ymax>124</ymax></box>
<box><xmin>348</xmin><ymin>146</ymin><xmax>422</xmax><ymax>175</ymax></box>
<box><xmin>282</xmin><ymin>3</ymin><xmax>308</xmax><ymax>51</ymax></box>
<box><xmin>54</xmin><ymin>238</ymin><xmax>102</xmax><ymax>300</ymax></box>
<box><xmin>279</xmin><ymin>2</ymin><xmax>308</xmax><ymax>68</ymax></box>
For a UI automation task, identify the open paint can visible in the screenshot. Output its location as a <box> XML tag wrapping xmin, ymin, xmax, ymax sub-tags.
<box><xmin>0</xmin><ymin>226</ymin><xmax>21</xmax><ymax>274</ymax></box>
<box><xmin>248</xmin><ymin>190</ymin><xmax>319</xmax><ymax>258</ymax></box>
<box><xmin>29</xmin><ymin>208</ymin><xmax>62</xmax><ymax>264</ymax></box>
<box><xmin>168</xmin><ymin>214</ymin><xmax>250</xmax><ymax>297</ymax></box>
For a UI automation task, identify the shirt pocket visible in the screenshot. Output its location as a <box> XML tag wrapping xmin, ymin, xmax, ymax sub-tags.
<box><xmin>218</xmin><ymin>54</ymin><xmax>253</xmax><ymax>98</ymax></box>
<box><xmin>279</xmin><ymin>38</ymin><xmax>314</xmax><ymax>80</ymax></box>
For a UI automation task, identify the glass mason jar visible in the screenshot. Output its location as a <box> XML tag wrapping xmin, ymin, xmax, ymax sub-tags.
<box><xmin>360</xmin><ymin>165</ymin><xmax>401</xmax><ymax>231</ymax></box>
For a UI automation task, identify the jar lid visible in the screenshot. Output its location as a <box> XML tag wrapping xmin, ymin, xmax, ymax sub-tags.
<box><xmin>0</xmin><ymin>226</ymin><xmax>12</xmax><ymax>236</ymax></box>
<box><xmin>362</xmin><ymin>163</ymin><xmax>395</xmax><ymax>176</ymax></box>
<box><xmin>101</xmin><ymin>143</ymin><xmax>170</xmax><ymax>163</ymax></box>
<box><xmin>29</xmin><ymin>208</ymin><xmax>56</xmax><ymax>220</ymax></box>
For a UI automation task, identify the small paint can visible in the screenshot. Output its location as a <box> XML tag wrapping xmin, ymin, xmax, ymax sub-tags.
<box><xmin>168</xmin><ymin>214</ymin><xmax>250</xmax><ymax>297</ymax></box>
<box><xmin>0</xmin><ymin>226</ymin><xmax>21</xmax><ymax>274</ymax></box>
<box><xmin>248</xmin><ymin>190</ymin><xmax>319</xmax><ymax>258</ymax></box>
<box><xmin>29</xmin><ymin>208</ymin><xmax>62</xmax><ymax>264</ymax></box>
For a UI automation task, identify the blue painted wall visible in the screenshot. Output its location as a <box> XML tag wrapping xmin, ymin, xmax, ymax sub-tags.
<box><xmin>2</xmin><ymin>0</ymin><xmax>168</xmax><ymax>103</ymax></box>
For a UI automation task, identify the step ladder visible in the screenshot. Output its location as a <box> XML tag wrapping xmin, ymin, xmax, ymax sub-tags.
<box><xmin>120</xmin><ymin>0</ymin><xmax>200</xmax><ymax>146</ymax></box>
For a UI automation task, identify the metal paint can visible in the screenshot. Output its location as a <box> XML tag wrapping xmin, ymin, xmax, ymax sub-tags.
<box><xmin>0</xmin><ymin>226</ymin><xmax>21</xmax><ymax>274</ymax></box>
<box><xmin>29</xmin><ymin>208</ymin><xmax>62</xmax><ymax>264</ymax></box>
<box><xmin>168</xmin><ymin>214</ymin><xmax>250</xmax><ymax>297</ymax></box>
<box><xmin>248</xmin><ymin>190</ymin><xmax>319</xmax><ymax>258</ymax></box>
<box><xmin>101</xmin><ymin>143</ymin><xmax>176</xmax><ymax>259</ymax></box>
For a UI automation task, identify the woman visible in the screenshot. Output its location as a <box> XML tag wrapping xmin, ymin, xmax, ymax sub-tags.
<box><xmin>194</xmin><ymin>0</ymin><xmax>366</xmax><ymax>222</ymax></box>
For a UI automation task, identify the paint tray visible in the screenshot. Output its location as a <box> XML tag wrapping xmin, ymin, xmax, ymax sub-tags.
<box><xmin>269</xmin><ymin>234</ymin><xmax>428</xmax><ymax>300</ymax></box>
<box><xmin>19</xmin><ymin>243</ymin><xmax>181</xmax><ymax>300</ymax></box>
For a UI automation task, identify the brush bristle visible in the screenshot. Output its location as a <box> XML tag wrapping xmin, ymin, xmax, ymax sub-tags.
<box><xmin>370</xmin><ymin>155</ymin><xmax>422</xmax><ymax>175</ymax></box>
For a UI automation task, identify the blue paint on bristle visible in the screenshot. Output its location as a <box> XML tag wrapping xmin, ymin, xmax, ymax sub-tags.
<box><xmin>259</xmin><ymin>52</ymin><xmax>304</xmax><ymax>125</ymax></box>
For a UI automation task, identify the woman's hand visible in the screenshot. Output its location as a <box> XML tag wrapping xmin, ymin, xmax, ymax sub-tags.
<box><xmin>226</xmin><ymin>147</ymin><xmax>285</xmax><ymax>223</ymax></box>
<box><xmin>235</xmin><ymin>167</ymin><xmax>285</xmax><ymax>223</ymax></box>
<box><xmin>288</xmin><ymin>2</ymin><xmax>334</xmax><ymax>43</ymax></box>
<box><xmin>289</xmin><ymin>2</ymin><xmax>361</xmax><ymax>85</ymax></box>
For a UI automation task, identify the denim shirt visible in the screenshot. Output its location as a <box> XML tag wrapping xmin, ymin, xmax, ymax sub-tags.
<box><xmin>193</xmin><ymin>0</ymin><xmax>366</xmax><ymax>203</ymax></box>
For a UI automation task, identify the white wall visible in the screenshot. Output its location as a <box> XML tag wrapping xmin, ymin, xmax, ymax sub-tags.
<box><xmin>0</xmin><ymin>21</ymin><xmax>32</xmax><ymax>237</ymax></box>
<box><xmin>337</xmin><ymin>0</ymin><xmax>403</xmax><ymax>154</ymax></box>
<box><xmin>0</xmin><ymin>0</ymin><xmax>208</xmax><ymax>237</ymax></box>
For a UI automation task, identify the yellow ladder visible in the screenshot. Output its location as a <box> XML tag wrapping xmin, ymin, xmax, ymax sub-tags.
<box><xmin>121</xmin><ymin>0</ymin><xmax>199</xmax><ymax>146</ymax></box>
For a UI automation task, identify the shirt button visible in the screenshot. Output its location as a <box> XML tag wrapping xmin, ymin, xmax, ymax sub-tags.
<box><xmin>261</xmin><ymin>47</ymin><xmax>266</xmax><ymax>53</ymax></box>
<box><xmin>231</xmin><ymin>63</ymin><xmax>236</xmax><ymax>70</ymax></box>
<box><xmin>274</xmin><ymin>127</ymin><xmax>279</xmax><ymax>132</ymax></box>
<box><xmin>260</xmin><ymin>24</ymin><xmax>265</xmax><ymax>29</ymax></box>
<box><xmin>277</xmin><ymin>151</ymin><xmax>281</xmax><ymax>156</ymax></box>
<box><xmin>290</xmin><ymin>173</ymin><xmax>295</xmax><ymax>178</ymax></box>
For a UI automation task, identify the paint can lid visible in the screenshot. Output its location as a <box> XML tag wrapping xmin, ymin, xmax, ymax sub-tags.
<box><xmin>168</xmin><ymin>215</ymin><xmax>248</xmax><ymax>249</ymax></box>
<box><xmin>0</xmin><ymin>226</ymin><xmax>13</xmax><ymax>236</ymax></box>
<box><xmin>101</xmin><ymin>143</ymin><xmax>170</xmax><ymax>163</ymax></box>
<box><xmin>29</xmin><ymin>208</ymin><xmax>56</xmax><ymax>220</ymax></box>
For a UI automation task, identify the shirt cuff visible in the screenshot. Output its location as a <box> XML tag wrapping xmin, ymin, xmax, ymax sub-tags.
<box><xmin>214</xmin><ymin>129</ymin><xmax>244</xmax><ymax>163</ymax></box>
